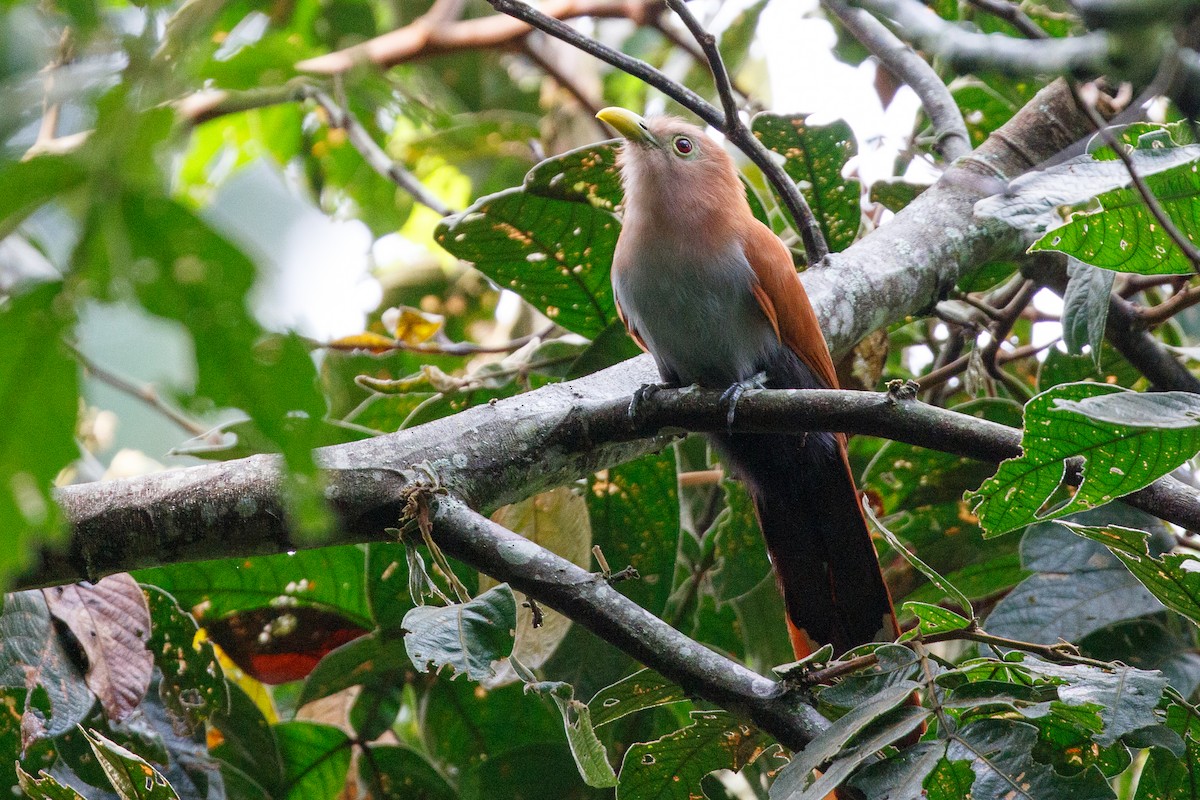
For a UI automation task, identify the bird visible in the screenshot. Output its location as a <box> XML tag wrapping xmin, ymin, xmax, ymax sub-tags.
<box><xmin>596</xmin><ymin>107</ymin><xmax>899</xmax><ymax>659</ymax></box>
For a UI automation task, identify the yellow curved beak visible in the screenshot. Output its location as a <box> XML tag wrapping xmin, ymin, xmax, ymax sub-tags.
<box><xmin>596</xmin><ymin>107</ymin><xmax>656</xmax><ymax>145</ymax></box>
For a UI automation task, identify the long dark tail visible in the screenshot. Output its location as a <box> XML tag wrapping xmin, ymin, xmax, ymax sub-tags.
<box><xmin>715</xmin><ymin>427</ymin><xmax>899</xmax><ymax>658</ymax></box>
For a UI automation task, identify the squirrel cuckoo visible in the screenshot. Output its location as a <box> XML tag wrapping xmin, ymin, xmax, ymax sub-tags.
<box><xmin>597</xmin><ymin>108</ymin><xmax>899</xmax><ymax>659</ymax></box>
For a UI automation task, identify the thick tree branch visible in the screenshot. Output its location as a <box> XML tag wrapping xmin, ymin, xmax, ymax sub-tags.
<box><xmin>429</xmin><ymin>496</ymin><xmax>830</xmax><ymax>750</ymax></box>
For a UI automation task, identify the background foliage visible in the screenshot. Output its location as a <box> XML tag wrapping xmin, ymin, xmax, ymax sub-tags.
<box><xmin>3</xmin><ymin>0</ymin><xmax>1200</xmax><ymax>798</ymax></box>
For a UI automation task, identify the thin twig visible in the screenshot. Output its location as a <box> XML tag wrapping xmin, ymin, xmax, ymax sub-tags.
<box><xmin>664</xmin><ymin>0</ymin><xmax>739</xmax><ymax>126</ymax></box>
<box><xmin>918</xmin><ymin>340</ymin><xmax>1051</xmax><ymax>393</ymax></box>
<box><xmin>486</xmin><ymin>0</ymin><xmax>830</xmax><ymax>261</ymax></box>
<box><xmin>70</xmin><ymin>345</ymin><xmax>210</xmax><ymax>438</ymax></box>
<box><xmin>979</xmin><ymin>278</ymin><xmax>1038</xmax><ymax>398</ymax></box>
<box><xmin>1134</xmin><ymin>281</ymin><xmax>1200</xmax><ymax>325</ymax></box>
<box><xmin>822</xmin><ymin>0</ymin><xmax>971</xmax><ymax>161</ymax></box>
<box><xmin>964</xmin><ymin>0</ymin><xmax>1048</xmax><ymax>40</ymax></box>
<box><xmin>305</xmin><ymin>88</ymin><xmax>456</xmax><ymax>217</ymax></box>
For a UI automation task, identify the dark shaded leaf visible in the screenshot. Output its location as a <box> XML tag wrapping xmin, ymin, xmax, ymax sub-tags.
<box><xmin>402</xmin><ymin>583</ymin><xmax>517</xmax><ymax>681</ymax></box>
<box><xmin>1062</xmin><ymin>258</ymin><xmax>1114</xmax><ymax>365</ymax></box>
<box><xmin>587</xmin><ymin>669</ymin><xmax>687</xmax><ymax>728</ymax></box>
<box><xmin>523</xmin><ymin>142</ymin><xmax>624</xmax><ymax>211</ymax></box>
<box><xmin>617</xmin><ymin>710</ymin><xmax>772</xmax><ymax>800</ymax></box>
<box><xmin>358</xmin><ymin>744</ymin><xmax>455</xmax><ymax>800</ymax></box>
<box><xmin>143</xmin><ymin>587</ymin><xmax>228</xmax><ymax>733</ymax></box>
<box><xmin>275</xmin><ymin>722</ymin><xmax>351</xmax><ymax>800</ymax></box>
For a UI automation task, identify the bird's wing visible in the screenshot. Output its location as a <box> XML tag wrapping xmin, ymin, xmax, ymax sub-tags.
<box><xmin>614</xmin><ymin>294</ymin><xmax>649</xmax><ymax>353</ymax></box>
<box><xmin>742</xmin><ymin>222</ymin><xmax>840</xmax><ymax>390</ymax></box>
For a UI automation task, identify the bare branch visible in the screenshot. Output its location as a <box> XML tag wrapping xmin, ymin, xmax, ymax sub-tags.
<box><xmin>822</xmin><ymin>0</ymin><xmax>971</xmax><ymax>161</ymax></box>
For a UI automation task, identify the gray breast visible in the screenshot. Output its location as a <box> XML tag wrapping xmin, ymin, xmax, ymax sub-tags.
<box><xmin>613</xmin><ymin>245</ymin><xmax>779</xmax><ymax>387</ymax></box>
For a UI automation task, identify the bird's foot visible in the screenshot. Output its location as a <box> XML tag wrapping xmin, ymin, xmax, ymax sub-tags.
<box><xmin>720</xmin><ymin>372</ymin><xmax>767</xmax><ymax>431</ymax></box>
<box><xmin>628</xmin><ymin>382</ymin><xmax>672</xmax><ymax>420</ymax></box>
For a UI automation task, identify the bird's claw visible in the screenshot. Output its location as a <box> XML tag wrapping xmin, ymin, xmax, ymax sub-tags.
<box><xmin>628</xmin><ymin>382</ymin><xmax>669</xmax><ymax>420</ymax></box>
<box><xmin>720</xmin><ymin>372</ymin><xmax>767</xmax><ymax>431</ymax></box>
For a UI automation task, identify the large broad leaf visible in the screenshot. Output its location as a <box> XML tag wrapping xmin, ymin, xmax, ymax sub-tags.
<box><xmin>402</xmin><ymin>583</ymin><xmax>517</xmax><ymax>681</ymax></box>
<box><xmin>1019</xmin><ymin>657</ymin><xmax>1168</xmax><ymax>746</ymax></box>
<box><xmin>0</xmin><ymin>156</ymin><xmax>88</xmax><ymax>240</ymax></box>
<box><xmin>142</xmin><ymin>586</ymin><xmax>228</xmax><ymax>732</ymax></box>
<box><xmin>967</xmin><ymin>383</ymin><xmax>1200</xmax><ymax>536</ymax></box>
<box><xmin>617</xmin><ymin>710</ymin><xmax>773</xmax><ymax>800</ymax></box>
<box><xmin>751</xmin><ymin>114</ymin><xmax>861</xmax><ymax>251</ymax></box>
<box><xmin>587</xmin><ymin>452</ymin><xmax>680</xmax><ymax>615</ymax></box>
<box><xmin>211</xmin><ymin>683</ymin><xmax>284</xmax><ymax>798</ymax></box>
<box><xmin>1030</xmin><ymin>158</ymin><xmax>1200</xmax><ymax>275</ymax></box>
<box><xmin>136</xmin><ymin>545</ymin><xmax>372</xmax><ymax>628</ymax></box>
<box><xmin>435</xmin><ymin>188</ymin><xmax>620</xmax><ymax>338</ymax></box>
<box><xmin>986</xmin><ymin>508</ymin><xmax>1170</xmax><ymax>644</ymax></box>
<box><xmin>975</xmin><ymin>145</ymin><xmax>1200</xmax><ymax>234</ymax></box>
<box><xmin>706</xmin><ymin>479</ymin><xmax>773</xmax><ymax>603</ymax></box>
<box><xmin>1062</xmin><ymin>522</ymin><xmax>1200</xmax><ymax>629</ymax></box>
<box><xmin>43</xmin><ymin>575</ymin><xmax>152</xmax><ymax>723</ymax></box>
<box><xmin>0</xmin><ymin>282</ymin><xmax>78</xmax><ymax>588</ymax></box>
<box><xmin>1133</xmin><ymin>703</ymin><xmax>1200</xmax><ymax>800</ymax></box>
<box><xmin>357</xmin><ymin>744</ymin><xmax>456</xmax><ymax>800</ymax></box>
<box><xmin>853</xmin><ymin>718</ymin><xmax>1113</xmax><ymax>800</ymax></box>
<box><xmin>0</xmin><ymin>590</ymin><xmax>94</xmax><ymax>739</ymax></box>
<box><xmin>274</xmin><ymin>722</ymin><xmax>351</xmax><ymax>800</ymax></box>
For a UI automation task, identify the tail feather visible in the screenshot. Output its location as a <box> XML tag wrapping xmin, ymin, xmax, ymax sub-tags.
<box><xmin>716</xmin><ymin>428</ymin><xmax>899</xmax><ymax>657</ymax></box>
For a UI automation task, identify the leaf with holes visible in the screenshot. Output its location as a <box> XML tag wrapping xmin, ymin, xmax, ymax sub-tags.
<box><xmin>143</xmin><ymin>586</ymin><xmax>228</xmax><ymax>732</ymax></box>
<box><xmin>966</xmin><ymin>383</ymin><xmax>1200</xmax><ymax>536</ymax></box>
<box><xmin>81</xmin><ymin>727</ymin><xmax>180</xmax><ymax>800</ymax></box>
<box><xmin>588</xmin><ymin>669</ymin><xmax>687</xmax><ymax>728</ymax></box>
<box><xmin>435</xmin><ymin>188</ymin><xmax>620</xmax><ymax>337</ymax></box>
<box><xmin>17</xmin><ymin>766</ymin><xmax>87</xmax><ymax>800</ymax></box>
<box><xmin>523</xmin><ymin>142</ymin><xmax>624</xmax><ymax>211</ymax></box>
<box><xmin>403</xmin><ymin>584</ymin><xmax>516</xmax><ymax>681</ymax></box>
<box><xmin>618</xmin><ymin>710</ymin><xmax>773</xmax><ymax>800</ymax></box>
<box><xmin>751</xmin><ymin>114</ymin><xmax>861</xmax><ymax>251</ymax></box>
<box><xmin>43</xmin><ymin>575</ymin><xmax>153</xmax><ymax>723</ymax></box>
<box><xmin>1031</xmin><ymin>158</ymin><xmax>1200</xmax><ymax>275</ymax></box>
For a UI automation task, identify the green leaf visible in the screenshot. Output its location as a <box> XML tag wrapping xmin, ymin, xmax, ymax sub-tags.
<box><xmin>81</xmin><ymin>726</ymin><xmax>180</xmax><ymax>800</ymax></box>
<box><xmin>819</xmin><ymin>644</ymin><xmax>922</xmax><ymax>709</ymax></box>
<box><xmin>967</xmin><ymin>383</ymin><xmax>1200</xmax><ymax>535</ymax></box>
<box><xmin>1134</xmin><ymin>703</ymin><xmax>1200</xmax><ymax>800</ymax></box>
<box><xmin>947</xmin><ymin>719</ymin><xmax>1111</xmax><ymax>799</ymax></box>
<box><xmin>587</xmin><ymin>452</ymin><xmax>679</xmax><ymax>615</ymax></box>
<box><xmin>1037</xmin><ymin>342</ymin><xmax>1142</xmax><ymax>391</ymax></box>
<box><xmin>349</xmin><ymin>685</ymin><xmax>401</xmax><ymax>741</ymax></box>
<box><xmin>297</xmin><ymin>632</ymin><xmax>411</xmax><ymax>706</ymax></box>
<box><xmin>402</xmin><ymin>583</ymin><xmax>517</xmax><ymax>681</ymax></box>
<box><xmin>587</xmin><ymin>669</ymin><xmax>687</xmax><ymax>728</ymax></box>
<box><xmin>986</xmin><ymin>509</ymin><xmax>1170</xmax><ymax>644</ymax></box>
<box><xmin>519</xmin><ymin>675</ymin><xmax>617</xmax><ymax>788</ymax></box>
<box><xmin>617</xmin><ymin>710</ymin><xmax>772</xmax><ymax>800</ymax></box>
<box><xmin>136</xmin><ymin>545</ymin><xmax>372</xmax><ymax>628</ymax></box>
<box><xmin>142</xmin><ymin>586</ymin><xmax>229</xmax><ymax>731</ymax></box>
<box><xmin>902</xmin><ymin>602</ymin><xmax>971</xmax><ymax>636</ymax></box>
<box><xmin>435</xmin><ymin>189</ymin><xmax>620</xmax><ymax>337</ymax></box>
<box><xmin>976</xmin><ymin>146</ymin><xmax>1200</xmax><ymax>235</ymax></box>
<box><xmin>357</xmin><ymin>744</ymin><xmax>456</xmax><ymax>800</ymax></box>
<box><xmin>1062</xmin><ymin>258</ymin><xmax>1114</xmax><ymax>366</ymax></box>
<box><xmin>0</xmin><ymin>156</ymin><xmax>87</xmax><ymax>240</ymax></box>
<box><xmin>751</xmin><ymin>114</ymin><xmax>861</xmax><ymax>252</ymax></box>
<box><xmin>1060</xmin><ymin>522</ymin><xmax>1200</xmax><ymax>628</ymax></box>
<box><xmin>211</xmin><ymin>683</ymin><xmax>283</xmax><ymax>798</ymax></box>
<box><xmin>870</xmin><ymin>179</ymin><xmax>927</xmax><ymax>213</ymax></box>
<box><xmin>17</xmin><ymin>767</ymin><xmax>87</xmax><ymax>800</ymax></box>
<box><xmin>0</xmin><ymin>282</ymin><xmax>77</xmax><ymax>587</ymax></box>
<box><xmin>707</xmin><ymin>479</ymin><xmax>773</xmax><ymax>603</ymax></box>
<box><xmin>523</xmin><ymin>142</ymin><xmax>624</xmax><ymax>212</ymax></box>
<box><xmin>901</xmin><ymin>556</ymin><xmax>1029</xmax><ymax>607</ymax></box>
<box><xmin>275</xmin><ymin>722</ymin><xmax>351</xmax><ymax>800</ymax></box>
<box><xmin>868</xmin><ymin>502</ymin><xmax>973</xmax><ymax>621</ymax></box>
<box><xmin>1031</xmin><ymin>159</ymin><xmax>1200</xmax><ymax>275</ymax></box>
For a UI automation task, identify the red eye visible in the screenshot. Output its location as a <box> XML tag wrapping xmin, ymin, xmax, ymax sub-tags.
<box><xmin>673</xmin><ymin>137</ymin><xmax>693</xmax><ymax>155</ymax></box>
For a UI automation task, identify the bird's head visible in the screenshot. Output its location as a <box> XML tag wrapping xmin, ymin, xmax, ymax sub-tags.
<box><xmin>596</xmin><ymin>107</ymin><xmax>746</xmax><ymax>230</ymax></box>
